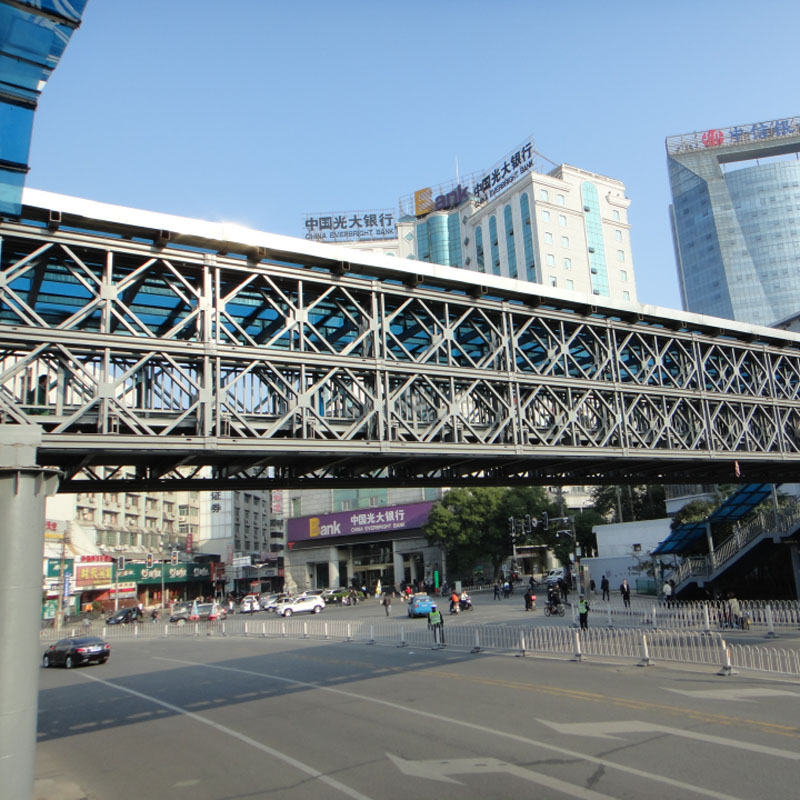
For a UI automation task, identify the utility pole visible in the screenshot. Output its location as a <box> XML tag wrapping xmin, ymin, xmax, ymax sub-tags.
<box><xmin>53</xmin><ymin>527</ymin><xmax>70</xmax><ymax>630</ymax></box>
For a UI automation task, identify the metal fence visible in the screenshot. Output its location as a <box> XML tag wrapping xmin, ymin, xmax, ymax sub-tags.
<box><xmin>41</xmin><ymin>616</ymin><xmax>800</xmax><ymax>678</ymax></box>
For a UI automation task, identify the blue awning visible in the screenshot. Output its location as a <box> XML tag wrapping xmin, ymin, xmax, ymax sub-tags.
<box><xmin>653</xmin><ymin>483</ymin><xmax>774</xmax><ymax>556</ymax></box>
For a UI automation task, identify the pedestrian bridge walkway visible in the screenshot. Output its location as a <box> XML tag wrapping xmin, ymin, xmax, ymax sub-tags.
<box><xmin>4</xmin><ymin>190</ymin><xmax>800</xmax><ymax>491</ymax></box>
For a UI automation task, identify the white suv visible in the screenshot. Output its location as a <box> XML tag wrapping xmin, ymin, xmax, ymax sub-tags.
<box><xmin>277</xmin><ymin>595</ymin><xmax>325</xmax><ymax>617</ymax></box>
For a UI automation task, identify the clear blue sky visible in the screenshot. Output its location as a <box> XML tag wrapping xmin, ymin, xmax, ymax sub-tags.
<box><xmin>27</xmin><ymin>0</ymin><xmax>800</xmax><ymax>311</ymax></box>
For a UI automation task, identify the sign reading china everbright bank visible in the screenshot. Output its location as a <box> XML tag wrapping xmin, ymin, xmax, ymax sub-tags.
<box><xmin>288</xmin><ymin>501</ymin><xmax>434</xmax><ymax>543</ymax></box>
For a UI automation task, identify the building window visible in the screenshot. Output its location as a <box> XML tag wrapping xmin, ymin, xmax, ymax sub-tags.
<box><xmin>623</xmin><ymin>290</ymin><xmax>630</xmax><ymax>301</ymax></box>
<box><xmin>488</xmin><ymin>216</ymin><xmax>501</xmax><ymax>276</ymax></box>
<box><xmin>540</xmin><ymin>189</ymin><xmax>549</xmax><ymax>201</ymax></box>
<box><xmin>563</xmin><ymin>257</ymin><xmax>572</xmax><ymax>270</ymax></box>
<box><xmin>559</xmin><ymin>214</ymin><xmax>567</xmax><ymax>227</ymax></box>
<box><xmin>542</xmin><ymin>210</ymin><xmax>550</xmax><ymax>222</ymax></box>
<box><xmin>504</xmin><ymin>204</ymin><xmax>517</xmax><ymax>278</ymax></box>
<box><xmin>549</xmin><ymin>276</ymin><xmax>557</xmax><ymax>287</ymax></box>
<box><xmin>615</xmin><ymin>229</ymin><xmax>623</xmax><ymax>240</ymax></box>
<box><xmin>620</xmin><ymin>269</ymin><xmax>628</xmax><ymax>282</ymax></box>
<box><xmin>546</xmin><ymin>254</ymin><xmax>555</xmax><ymax>266</ymax></box>
<box><xmin>544</xmin><ymin>232</ymin><xmax>553</xmax><ymax>244</ymax></box>
<box><xmin>475</xmin><ymin>225</ymin><xmax>485</xmax><ymax>272</ymax></box>
<box><xmin>617</xmin><ymin>249</ymin><xmax>625</xmax><ymax>261</ymax></box>
<box><xmin>613</xmin><ymin>209</ymin><xmax>620</xmax><ymax>221</ymax></box>
<box><xmin>520</xmin><ymin>192</ymin><xmax>536</xmax><ymax>281</ymax></box>
<box><xmin>556</xmin><ymin>194</ymin><xmax>565</xmax><ymax>205</ymax></box>
<box><xmin>566</xmin><ymin>279</ymin><xmax>574</xmax><ymax>290</ymax></box>
<box><xmin>561</xmin><ymin>236</ymin><xmax>569</xmax><ymax>248</ymax></box>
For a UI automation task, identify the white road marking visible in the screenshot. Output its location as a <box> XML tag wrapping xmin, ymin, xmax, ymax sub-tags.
<box><xmin>154</xmin><ymin>656</ymin><xmax>747</xmax><ymax>800</ymax></box>
<box><xmin>79</xmin><ymin>672</ymin><xmax>376</xmax><ymax>800</ymax></box>
<box><xmin>666</xmin><ymin>687</ymin><xmax>800</xmax><ymax>702</ymax></box>
<box><xmin>538</xmin><ymin>719</ymin><xmax>800</xmax><ymax>760</ymax></box>
<box><xmin>387</xmin><ymin>753</ymin><xmax>617</xmax><ymax>798</ymax></box>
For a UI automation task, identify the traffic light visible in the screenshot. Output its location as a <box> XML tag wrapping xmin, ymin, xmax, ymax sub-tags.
<box><xmin>146</xmin><ymin>552</ymin><xmax>153</xmax><ymax>568</ymax></box>
<box><xmin>508</xmin><ymin>516</ymin><xmax>515</xmax><ymax>534</ymax></box>
<box><xmin>171</xmin><ymin>550</ymin><xmax>179</xmax><ymax>565</ymax></box>
<box><xmin>118</xmin><ymin>556</ymin><xmax>125</xmax><ymax>570</ymax></box>
<box><xmin>524</xmin><ymin>514</ymin><xmax>533</xmax><ymax>533</ymax></box>
<box><xmin>541</xmin><ymin>512</ymin><xmax>549</xmax><ymax>530</ymax></box>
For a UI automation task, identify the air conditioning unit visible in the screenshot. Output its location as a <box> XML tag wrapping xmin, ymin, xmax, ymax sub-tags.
<box><xmin>179</xmin><ymin>515</ymin><xmax>186</xmax><ymax>522</ymax></box>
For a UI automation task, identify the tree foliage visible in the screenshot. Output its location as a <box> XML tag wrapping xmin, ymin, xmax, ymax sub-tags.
<box><xmin>424</xmin><ymin>486</ymin><xmax>555</xmax><ymax>582</ymax></box>
<box><xmin>590</xmin><ymin>484</ymin><xmax>666</xmax><ymax>523</ymax></box>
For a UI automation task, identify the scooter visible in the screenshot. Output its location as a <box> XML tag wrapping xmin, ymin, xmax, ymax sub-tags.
<box><xmin>543</xmin><ymin>600</ymin><xmax>565</xmax><ymax>617</ymax></box>
<box><xmin>459</xmin><ymin>598</ymin><xmax>473</xmax><ymax>611</ymax></box>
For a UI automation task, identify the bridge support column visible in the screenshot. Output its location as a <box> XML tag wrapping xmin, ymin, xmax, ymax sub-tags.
<box><xmin>0</xmin><ymin>427</ymin><xmax>60</xmax><ymax>800</ymax></box>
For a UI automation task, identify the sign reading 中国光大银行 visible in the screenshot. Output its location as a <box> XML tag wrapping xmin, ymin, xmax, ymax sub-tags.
<box><xmin>288</xmin><ymin>501</ymin><xmax>434</xmax><ymax>543</ymax></box>
<box><xmin>304</xmin><ymin>210</ymin><xmax>396</xmax><ymax>242</ymax></box>
<box><xmin>472</xmin><ymin>140</ymin><xmax>535</xmax><ymax>204</ymax></box>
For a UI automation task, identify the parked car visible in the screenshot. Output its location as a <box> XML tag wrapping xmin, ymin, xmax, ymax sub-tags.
<box><xmin>545</xmin><ymin>568</ymin><xmax>567</xmax><ymax>586</ymax></box>
<box><xmin>42</xmin><ymin>636</ymin><xmax>110</xmax><ymax>669</ymax></box>
<box><xmin>407</xmin><ymin>594</ymin><xmax>436</xmax><ymax>618</ymax></box>
<box><xmin>264</xmin><ymin>595</ymin><xmax>294</xmax><ymax>613</ymax></box>
<box><xmin>106</xmin><ymin>606</ymin><xmax>142</xmax><ymax>625</ymax></box>
<box><xmin>276</xmin><ymin>595</ymin><xmax>325</xmax><ymax>617</ymax></box>
<box><xmin>239</xmin><ymin>596</ymin><xmax>260</xmax><ymax>614</ymax></box>
<box><xmin>169</xmin><ymin>602</ymin><xmax>226</xmax><ymax>624</ymax></box>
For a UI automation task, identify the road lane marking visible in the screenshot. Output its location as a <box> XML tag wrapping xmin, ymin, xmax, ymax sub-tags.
<box><xmin>387</xmin><ymin>753</ymin><xmax>617</xmax><ymax>798</ymax></box>
<box><xmin>666</xmin><ymin>687</ymin><xmax>800</xmax><ymax>702</ymax></box>
<box><xmin>154</xmin><ymin>656</ymin><xmax>747</xmax><ymax>800</ymax></box>
<box><xmin>538</xmin><ymin>719</ymin><xmax>800</xmax><ymax>760</ymax></box>
<box><xmin>79</xmin><ymin>672</ymin><xmax>376</xmax><ymax>800</ymax></box>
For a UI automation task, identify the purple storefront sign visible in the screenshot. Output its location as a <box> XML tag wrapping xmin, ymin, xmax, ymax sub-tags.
<box><xmin>288</xmin><ymin>502</ymin><xmax>435</xmax><ymax>543</ymax></box>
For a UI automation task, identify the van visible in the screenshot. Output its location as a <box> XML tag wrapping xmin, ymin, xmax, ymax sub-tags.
<box><xmin>545</xmin><ymin>568</ymin><xmax>566</xmax><ymax>586</ymax></box>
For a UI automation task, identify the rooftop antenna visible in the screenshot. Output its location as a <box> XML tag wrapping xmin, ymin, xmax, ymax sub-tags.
<box><xmin>455</xmin><ymin>156</ymin><xmax>460</xmax><ymax>184</ymax></box>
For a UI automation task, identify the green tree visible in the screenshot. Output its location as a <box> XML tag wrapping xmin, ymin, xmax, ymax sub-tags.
<box><xmin>590</xmin><ymin>484</ymin><xmax>666</xmax><ymax>523</ymax></box>
<box><xmin>424</xmin><ymin>486</ymin><xmax>554</xmax><ymax>582</ymax></box>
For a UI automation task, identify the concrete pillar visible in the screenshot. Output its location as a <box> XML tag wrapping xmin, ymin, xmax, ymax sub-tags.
<box><xmin>0</xmin><ymin>427</ymin><xmax>60</xmax><ymax>800</ymax></box>
<box><xmin>392</xmin><ymin>544</ymin><xmax>405</xmax><ymax>589</ymax></box>
<box><xmin>328</xmin><ymin>554</ymin><xmax>340</xmax><ymax>589</ymax></box>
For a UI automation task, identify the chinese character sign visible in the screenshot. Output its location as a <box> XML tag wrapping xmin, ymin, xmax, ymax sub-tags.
<box><xmin>473</xmin><ymin>139</ymin><xmax>535</xmax><ymax>204</ymax></box>
<box><xmin>303</xmin><ymin>209</ymin><xmax>396</xmax><ymax>242</ymax></box>
<box><xmin>288</xmin><ymin>501</ymin><xmax>434</xmax><ymax>542</ymax></box>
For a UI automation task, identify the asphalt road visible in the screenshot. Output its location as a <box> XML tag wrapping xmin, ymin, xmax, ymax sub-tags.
<box><xmin>36</xmin><ymin>597</ymin><xmax>800</xmax><ymax>800</ymax></box>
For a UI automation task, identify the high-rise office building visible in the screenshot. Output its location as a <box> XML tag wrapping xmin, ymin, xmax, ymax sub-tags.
<box><xmin>309</xmin><ymin>137</ymin><xmax>638</xmax><ymax>304</ymax></box>
<box><xmin>667</xmin><ymin>115</ymin><xmax>800</xmax><ymax>326</ymax></box>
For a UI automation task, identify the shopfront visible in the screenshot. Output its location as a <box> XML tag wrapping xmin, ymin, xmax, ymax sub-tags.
<box><xmin>287</xmin><ymin>502</ymin><xmax>445</xmax><ymax>594</ymax></box>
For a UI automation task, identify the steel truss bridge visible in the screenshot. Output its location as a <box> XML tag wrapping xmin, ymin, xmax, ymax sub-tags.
<box><xmin>3</xmin><ymin>190</ymin><xmax>800</xmax><ymax>492</ymax></box>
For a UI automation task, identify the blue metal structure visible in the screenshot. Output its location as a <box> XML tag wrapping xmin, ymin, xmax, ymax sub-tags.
<box><xmin>0</xmin><ymin>0</ymin><xmax>88</xmax><ymax>215</ymax></box>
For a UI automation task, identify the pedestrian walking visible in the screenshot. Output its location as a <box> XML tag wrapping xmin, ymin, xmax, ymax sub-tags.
<box><xmin>382</xmin><ymin>593</ymin><xmax>392</xmax><ymax>616</ymax></box>
<box><xmin>428</xmin><ymin>605</ymin><xmax>445</xmax><ymax>646</ymax></box>
<box><xmin>493</xmin><ymin>582</ymin><xmax>501</xmax><ymax>600</ymax></box>
<box><xmin>600</xmin><ymin>575</ymin><xmax>610</xmax><ymax>601</ymax></box>
<box><xmin>578</xmin><ymin>594</ymin><xmax>590</xmax><ymax>630</ymax></box>
<box><xmin>620</xmin><ymin>579</ymin><xmax>631</xmax><ymax>608</ymax></box>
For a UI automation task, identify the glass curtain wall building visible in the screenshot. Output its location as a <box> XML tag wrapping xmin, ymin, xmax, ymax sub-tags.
<box><xmin>667</xmin><ymin>115</ymin><xmax>800</xmax><ymax>327</ymax></box>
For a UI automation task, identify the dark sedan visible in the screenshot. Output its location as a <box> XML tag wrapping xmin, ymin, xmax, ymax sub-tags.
<box><xmin>106</xmin><ymin>606</ymin><xmax>142</xmax><ymax>625</ymax></box>
<box><xmin>42</xmin><ymin>637</ymin><xmax>110</xmax><ymax>669</ymax></box>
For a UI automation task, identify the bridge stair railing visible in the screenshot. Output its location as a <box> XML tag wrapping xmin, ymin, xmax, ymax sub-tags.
<box><xmin>672</xmin><ymin>499</ymin><xmax>800</xmax><ymax>591</ymax></box>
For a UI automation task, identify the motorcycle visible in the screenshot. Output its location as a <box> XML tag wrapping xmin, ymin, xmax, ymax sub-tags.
<box><xmin>543</xmin><ymin>601</ymin><xmax>565</xmax><ymax>617</ymax></box>
<box><xmin>458</xmin><ymin>598</ymin><xmax>472</xmax><ymax>611</ymax></box>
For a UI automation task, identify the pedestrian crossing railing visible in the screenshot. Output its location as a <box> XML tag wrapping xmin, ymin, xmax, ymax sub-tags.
<box><xmin>41</xmin><ymin>616</ymin><xmax>800</xmax><ymax>677</ymax></box>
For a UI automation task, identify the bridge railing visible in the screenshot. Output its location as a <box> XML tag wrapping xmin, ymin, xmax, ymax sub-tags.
<box><xmin>39</xmin><ymin>616</ymin><xmax>800</xmax><ymax>677</ymax></box>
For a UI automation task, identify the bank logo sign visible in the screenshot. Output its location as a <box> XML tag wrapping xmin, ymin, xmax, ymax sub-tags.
<box><xmin>289</xmin><ymin>502</ymin><xmax>435</xmax><ymax>543</ymax></box>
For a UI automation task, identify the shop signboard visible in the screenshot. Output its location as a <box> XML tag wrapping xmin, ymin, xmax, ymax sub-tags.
<box><xmin>46</xmin><ymin>557</ymin><xmax>74</xmax><ymax>579</ymax></box>
<box><xmin>288</xmin><ymin>501</ymin><xmax>435</xmax><ymax>543</ymax></box>
<box><xmin>115</xmin><ymin>562</ymin><xmax>211</xmax><ymax>585</ymax></box>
